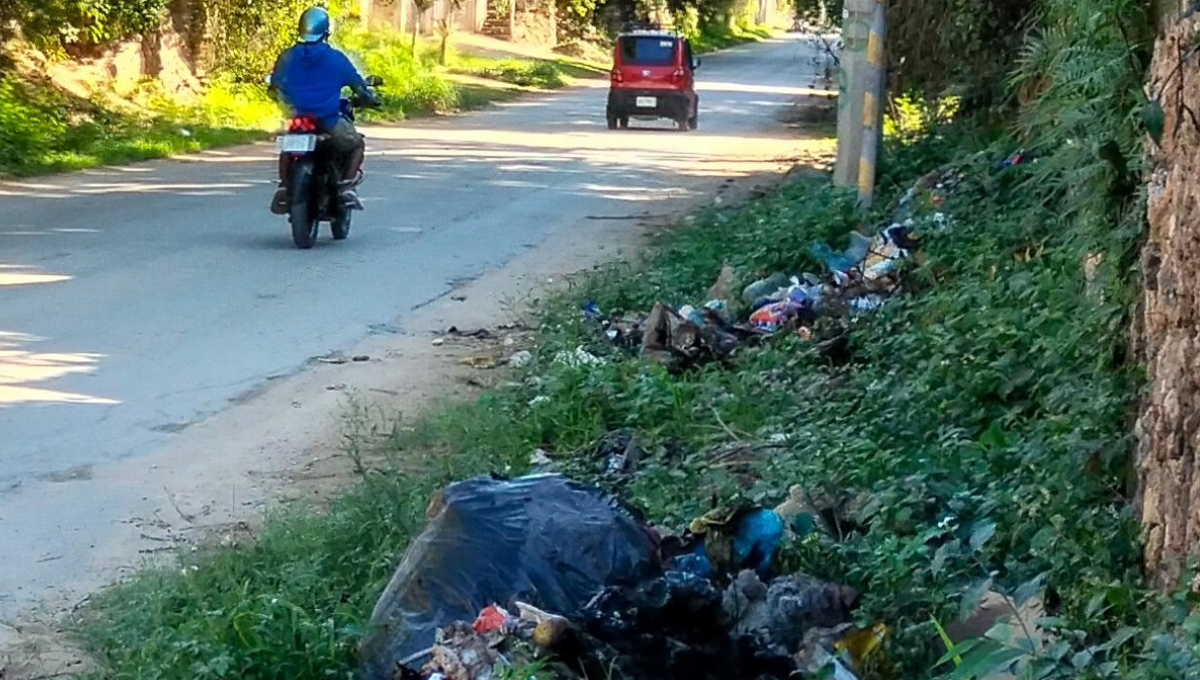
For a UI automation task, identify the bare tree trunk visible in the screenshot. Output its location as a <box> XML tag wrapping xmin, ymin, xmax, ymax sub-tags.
<box><xmin>1137</xmin><ymin>9</ymin><xmax>1200</xmax><ymax>590</ymax></box>
<box><xmin>437</xmin><ymin>17</ymin><xmax>452</xmax><ymax>65</ymax></box>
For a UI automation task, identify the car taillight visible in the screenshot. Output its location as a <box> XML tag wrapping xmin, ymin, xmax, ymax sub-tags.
<box><xmin>611</xmin><ymin>69</ymin><xmax>623</xmax><ymax>84</ymax></box>
<box><xmin>671</xmin><ymin>67</ymin><xmax>686</xmax><ymax>84</ymax></box>
<box><xmin>288</xmin><ymin>116</ymin><xmax>318</xmax><ymax>133</ymax></box>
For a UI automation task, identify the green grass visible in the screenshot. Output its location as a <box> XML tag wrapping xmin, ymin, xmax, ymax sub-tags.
<box><xmin>689</xmin><ymin>22</ymin><xmax>774</xmax><ymax>53</ymax></box>
<box><xmin>76</xmin><ymin>113</ymin><xmax>1200</xmax><ymax>680</ymax></box>
<box><xmin>0</xmin><ymin>74</ymin><xmax>274</xmax><ymax>177</ymax></box>
<box><xmin>0</xmin><ymin>28</ymin><xmax>593</xmax><ymax>178</ymax></box>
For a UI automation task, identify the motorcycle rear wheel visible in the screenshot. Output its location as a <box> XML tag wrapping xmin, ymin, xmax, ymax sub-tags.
<box><xmin>331</xmin><ymin>208</ymin><xmax>351</xmax><ymax>240</ymax></box>
<box><xmin>288</xmin><ymin>161</ymin><xmax>319</xmax><ymax>250</ymax></box>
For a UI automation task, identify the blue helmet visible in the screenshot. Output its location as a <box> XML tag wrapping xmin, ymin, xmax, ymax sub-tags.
<box><xmin>298</xmin><ymin>7</ymin><xmax>332</xmax><ymax>44</ymax></box>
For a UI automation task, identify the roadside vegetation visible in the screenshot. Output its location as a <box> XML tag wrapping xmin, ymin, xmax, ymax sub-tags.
<box><xmin>12</xmin><ymin>0</ymin><xmax>1188</xmax><ymax>676</ymax></box>
<box><xmin>76</xmin><ymin>0</ymin><xmax>1199</xmax><ymax>677</ymax></box>
<box><xmin>0</xmin><ymin>0</ymin><xmax>772</xmax><ymax>179</ymax></box>
<box><xmin>684</xmin><ymin>21</ymin><xmax>775</xmax><ymax>52</ymax></box>
<box><xmin>0</xmin><ymin>28</ymin><xmax>601</xmax><ymax>178</ymax></box>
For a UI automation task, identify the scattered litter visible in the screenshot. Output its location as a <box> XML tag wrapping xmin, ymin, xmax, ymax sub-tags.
<box><xmin>325</xmin><ymin>383</ymin><xmax>346</xmax><ymax>391</ymax></box>
<box><xmin>460</xmin><ymin>356</ymin><xmax>499</xmax><ymax>369</ymax></box>
<box><xmin>432</xmin><ymin>338</ymin><xmax>446</xmax><ymax>347</ymax></box>
<box><xmin>446</xmin><ymin>327</ymin><xmax>496</xmax><ymax>340</ymax></box>
<box><xmin>848</xmin><ymin>295</ymin><xmax>885</xmax><ymax>313</ymax></box>
<box><xmin>451</xmin><ymin>295</ymin><xmax>468</xmax><ymax>302</ymax></box>
<box><xmin>685</xmin><ymin>505</ymin><xmax>791</xmax><ymax>576</ymax></box>
<box><xmin>353</xmin><ymin>355</ymin><xmax>371</xmax><ymax>362</ymax></box>
<box><xmin>707</xmin><ymin>263</ymin><xmax>737</xmax><ymax>303</ymax></box>
<box><xmin>998</xmin><ymin>150</ymin><xmax>1031</xmax><ymax>169</ymax></box>
<box><xmin>359</xmin><ymin>162</ymin><xmax>978</xmax><ymax>680</ymax></box>
<box><xmin>361</xmin><ymin>469</ymin><xmax>867</xmax><ymax>680</ymax></box>
<box><xmin>573</xmin><ymin>566</ymin><xmax>858</xmax><ymax>680</ymax></box>
<box><xmin>471</xmin><ymin>605</ymin><xmax>511</xmax><ymax>635</ymax></box>
<box><xmin>423</xmin><ymin>621</ymin><xmax>505</xmax><ymax>680</ymax></box>
<box><xmin>749</xmin><ymin>299</ymin><xmax>805</xmax><ymax>333</ymax></box>
<box><xmin>723</xmin><ymin>570</ymin><xmax>861</xmax><ymax>651</ymax></box>
<box><xmin>529</xmin><ymin>449</ymin><xmax>553</xmax><ymax>466</ymax></box>
<box><xmin>554</xmin><ymin>346</ymin><xmax>606</xmax><ymax>367</ymax></box>
<box><xmin>317</xmin><ymin>355</ymin><xmax>348</xmax><ymax>365</ymax></box>
<box><xmin>639</xmin><ymin>302</ymin><xmax>751</xmax><ymax>373</ymax></box>
<box><xmin>570</xmin><ymin>166</ymin><xmax>955</xmax><ymax>370</ymax></box>
<box><xmin>508</xmin><ymin>350</ymin><xmax>534</xmax><ymax>368</ymax></box>
<box><xmin>743</xmin><ymin>272</ymin><xmax>793</xmax><ymax>306</ymax></box>
<box><xmin>594</xmin><ymin>429</ymin><xmax>642</xmax><ymax>476</ymax></box>
<box><xmin>359</xmin><ymin>474</ymin><xmax>659</xmax><ymax>680</ymax></box>
<box><xmin>582</xmin><ymin>301</ymin><xmax>603</xmax><ymax>322</ymax></box>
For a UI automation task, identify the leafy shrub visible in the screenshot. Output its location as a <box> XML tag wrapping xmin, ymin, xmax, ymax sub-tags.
<box><xmin>1</xmin><ymin>0</ymin><xmax>170</xmax><ymax>47</ymax></box>
<box><xmin>0</xmin><ymin>75</ymin><xmax>68</xmax><ymax>165</ymax></box>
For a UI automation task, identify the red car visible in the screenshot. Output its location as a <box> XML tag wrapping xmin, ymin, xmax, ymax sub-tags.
<box><xmin>606</xmin><ymin>26</ymin><xmax>701</xmax><ymax>131</ymax></box>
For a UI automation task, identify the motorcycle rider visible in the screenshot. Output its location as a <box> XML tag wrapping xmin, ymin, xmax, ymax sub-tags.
<box><xmin>269</xmin><ymin>6</ymin><xmax>378</xmax><ymax>213</ymax></box>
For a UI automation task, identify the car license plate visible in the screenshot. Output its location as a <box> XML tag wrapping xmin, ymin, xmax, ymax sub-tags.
<box><xmin>635</xmin><ymin>96</ymin><xmax>657</xmax><ymax>108</ymax></box>
<box><xmin>277</xmin><ymin>134</ymin><xmax>317</xmax><ymax>153</ymax></box>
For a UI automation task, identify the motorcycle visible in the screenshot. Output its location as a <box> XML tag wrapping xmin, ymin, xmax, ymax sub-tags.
<box><xmin>270</xmin><ymin>75</ymin><xmax>384</xmax><ymax>250</ymax></box>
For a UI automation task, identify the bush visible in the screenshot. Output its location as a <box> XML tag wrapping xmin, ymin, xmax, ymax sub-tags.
<box><xmin>1</xmin><ymin>0</ymin><xmax>170</xmax><ymax>47</ymax></box>
<box><xmin>0</xmin><ymin>75</ymin><xmax>68</xmax><ymax>164</ymax></box>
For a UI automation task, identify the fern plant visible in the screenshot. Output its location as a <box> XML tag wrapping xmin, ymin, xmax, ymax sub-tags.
<box><xmin>1009</xmin><ymin>0</ymin><xmax>1151</xmax><ymax>225</ymax></box>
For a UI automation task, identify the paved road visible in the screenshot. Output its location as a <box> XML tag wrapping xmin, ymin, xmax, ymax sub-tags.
<box><xmin>0</xmin><ymin>35</ymin><xmax>823</xmax><ymax>620</ymax></box>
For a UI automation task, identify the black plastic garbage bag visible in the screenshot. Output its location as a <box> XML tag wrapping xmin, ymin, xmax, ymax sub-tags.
<box><xmin>359</xmin><ymin>474</ymin><xmax>662</xmax><ymax>680</ymax></box>
<box><xmin>568</xmin><ymin>569</ymin><xmax>860</xmax><ymax>680</ymax></box>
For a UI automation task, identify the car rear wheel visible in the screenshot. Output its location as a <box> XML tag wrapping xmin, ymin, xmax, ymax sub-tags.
<box><xmin>607</xmin><ymin>115</ymin><xmax>618</xmax><ymax>130</ymax></box>
<box><xmin>688</xmin><ymin>114</ymin><xmax>698</xmax><ymax>130</ymax></box>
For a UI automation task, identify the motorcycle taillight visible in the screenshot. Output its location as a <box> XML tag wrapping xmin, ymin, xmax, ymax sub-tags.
<box><xmin>288</xmin><ymin>117</ymin><xmax>318</xmax><ymax>133</ymax></box>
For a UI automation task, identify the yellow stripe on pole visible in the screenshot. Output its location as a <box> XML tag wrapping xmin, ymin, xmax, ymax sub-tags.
<box><xmin>867</xmin><ymin>32</ymin><xmax>883</xmax><ymax>66</ymax></box>
<box><xmin>862</xmin><ymin>91</ymin><xmax>877</xmax><ymax>127</ymax></box>
<box><xmin>858</xmin><ymin>159</ymin><xmax>875</xmax><ymax>195</ymax></box>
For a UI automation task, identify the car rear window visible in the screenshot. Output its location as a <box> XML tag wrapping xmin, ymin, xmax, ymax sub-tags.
<box><xmin>619</xmin><ymin>36</ymin><xmax>678</xmax><ymax>66</ymax></box>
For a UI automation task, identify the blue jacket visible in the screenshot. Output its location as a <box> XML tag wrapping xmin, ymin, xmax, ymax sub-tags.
<box><xmin>272</xmin><ymin>42</ymin><xmax>368</xmax><ymax>128</ymax></box>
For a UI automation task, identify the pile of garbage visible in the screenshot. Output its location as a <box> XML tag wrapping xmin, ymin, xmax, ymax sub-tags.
<box><xmin>575</xmin><ymin>170</ymin><xmax>963</xmax><ymax>374</ymax></box>
<box><xmin>359</xmin><ymin>474</ymin><xmax>883</xmax><ymax>680</ymax></box>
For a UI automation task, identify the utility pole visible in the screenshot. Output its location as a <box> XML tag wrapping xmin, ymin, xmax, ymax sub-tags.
<box><xmin>833</xmin><ymin>0</ymin><xmax>870</xmax><ymax>187</ymax></box>
<box><xmin>856</xmin><ymin>0</ymin><xmax>887</xmax><ymax>208</ymax></box>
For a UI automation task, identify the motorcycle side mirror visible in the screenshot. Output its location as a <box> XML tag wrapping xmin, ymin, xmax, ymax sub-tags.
<box><xmin>264</xmin><ymin>74</ymin><xmax>273</xmax><ymax>86</ymax></box>
<box><xmin>692</xmin><ymin>57</ymin><xmax>701</xmax><ymax>70</ymax></box>
<box><xmin>365</xmin><ymin>75</ymin><xmax>385</xmax><ymax>87</ymax></box>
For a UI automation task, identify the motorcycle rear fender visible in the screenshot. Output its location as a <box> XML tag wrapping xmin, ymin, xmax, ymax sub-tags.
<box><xmin>288</xmin><ymin>158</ymin><xmax>316</xmax><ymax>206</ymax></box>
